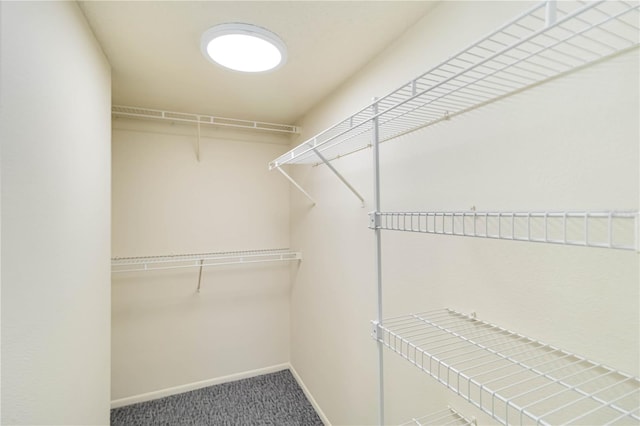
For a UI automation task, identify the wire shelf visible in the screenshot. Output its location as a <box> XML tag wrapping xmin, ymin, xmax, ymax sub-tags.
<box><xmin>113</xmin><ymin>105</ymin><xmax>301</xmax><ymax>134</ymax></box>
<box><xmin>399</xmin><ymin>407</ymin><xmax>476</xmax><ymax>426</ymax></box>
<box><xmin>269</xmin><ymin>0</ymin><xmax>639</xmax><ymax>169</ymax></box>
<box><xmin>370</xmin><ymin>210</ymin><xmax>639</xmax><ymax>251</ymax></box>
<box><xmin>374</xmin><ymin>308</ymin><xmax>640</xmax><ymax>426</ymax></box>
<box><xmin>111</xmin><ymin>249</ymin><xmax>302</xmax><ymax>273</ymax></box>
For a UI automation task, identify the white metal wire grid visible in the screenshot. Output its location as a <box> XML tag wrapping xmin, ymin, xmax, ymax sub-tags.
<box><xmin>370</xmin><ymin>210</ymin><xmax>639</xmax><ymax>251</ymax></box>
<box><xmin>399</xmin><ymin>407</ymin><xmax>476</xmax><ymax>426</ymax></box>
<box><xmin>111</xmin><ymin>249</ymin><xmax>302</xmax><ymax>273</ymax></box>
<box><xmin>269</xmin><ymin>0</ymin><xmax>639</xmax><ymax>169</ymax></box>
<box><xmin>375</xmin><ymin>309</ymin><xmax>640</xmax><ymax>426</ymax></box>
<box><xmin>113</xmin><ymin>105</ymin><xmax>301</xmax><ymax>134</ymax></box>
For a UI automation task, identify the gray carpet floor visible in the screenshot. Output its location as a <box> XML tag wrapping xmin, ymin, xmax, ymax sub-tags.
<box><xmin>110</xmin><ymin>369</ymin><xmax>324</xmax><ymax>426</ymax></box>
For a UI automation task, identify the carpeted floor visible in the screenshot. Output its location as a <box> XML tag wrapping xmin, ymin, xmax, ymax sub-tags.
<box><xmin>110</xmin><ymin>369</ymin><xmax>324</xmax><ymax>426</ymax></box>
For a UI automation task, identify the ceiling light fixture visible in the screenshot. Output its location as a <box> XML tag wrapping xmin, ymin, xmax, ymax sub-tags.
<box><xmin>201</xmin><ymin>23</ymin><xmax>287</xmax><ymax>73</ymax></box>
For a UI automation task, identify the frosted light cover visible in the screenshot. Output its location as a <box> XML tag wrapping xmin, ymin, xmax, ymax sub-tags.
<box><xmin>201</xmin><ymin>23</ymin><xmax>286</xmax><ymax>73</ymax></box>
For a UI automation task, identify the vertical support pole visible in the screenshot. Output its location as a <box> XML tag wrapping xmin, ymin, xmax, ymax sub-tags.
<box><xmin>371</xmin><ymin>98</ymin><xmax>384</xmax><ymax>426</ymax></box>
<box><xmin>635</xmin><ymin>212</ymin><xmax>639</xmax><ymax>252</ymax></box>
<box><xmin>545</xmin><ymin>0</ymin><xmax>557</xmax><ymax>27</ymax></box>
<box><xmin>607</xmin><ymin>211</ymin><xmax>613</xmax><ymax>249</ymax></box>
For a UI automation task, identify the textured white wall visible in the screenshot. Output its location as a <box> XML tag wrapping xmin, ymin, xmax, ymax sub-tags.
<box><xmin>289</xmin><ymin>1</ymin><xmax>639</xmax><ymax>425</ymax></box>
<box><xmin>111</xmin><ymin>120</ymin><xmax>293</xmax><ymax>400</ymax></box>
<box><xmin>0</xmin><ymin>2</ymin><xmax>112</xmax><ymax>425</ymax></box>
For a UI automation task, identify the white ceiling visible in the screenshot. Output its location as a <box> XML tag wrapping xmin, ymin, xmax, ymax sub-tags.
<box><xmin>79</xmin><ymin>1</ymin><xmax>437</xmax><ymax>125</ymax></box>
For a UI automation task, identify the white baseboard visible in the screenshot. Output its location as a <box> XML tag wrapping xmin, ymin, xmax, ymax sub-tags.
<box><xmin>288</xmin><ymin>364</ymin><xmax>331</xmax><ymax>426</ymax></box>
<box><xmin>110</xmin><ymin>363</ymin><xmax>290</xmax><ymax>409</ymax></box>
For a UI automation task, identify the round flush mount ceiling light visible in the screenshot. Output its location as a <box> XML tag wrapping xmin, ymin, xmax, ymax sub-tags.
<box><xmin>201</xmin><ymin>23</ymin><xmax>287</xmax><ymax>73</ymax></box>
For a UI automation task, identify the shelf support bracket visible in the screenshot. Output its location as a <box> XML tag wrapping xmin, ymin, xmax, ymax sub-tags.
<box><xmin>370</xmin><ymin>320</ymin><xmax>383</xmax><ymax>342</ymax></box>
<box><xmin>275</xmin><ymin>166</ymin><xmax>317</xmax><ymax>206</ymax></box>
<box><xmin>196</xmin><ymin>118</ymin><xmax>201</xmax><ymax>162</ymax></box>
<box><xmin>312</xmin><ymin>148</ymin><xmax>365</xmax><ymax>207</ymax></box>
<box><xmin>196</xmin><ymin>259</ymin><xmax>204</xmax><ymax>292</ymax></box>
<box><xmin>635</xmin><ymin>211</ymin><xmax>640</xmax><ymax>252</ymax></box>
<box><xmin>369</xmin><ymin>211</ymin><xmax>380</xmax><ymax>229</ymax></box>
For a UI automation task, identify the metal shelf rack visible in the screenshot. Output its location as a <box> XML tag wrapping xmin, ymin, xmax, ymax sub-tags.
<box><xmin>113</xmin><ymin>105</ymin><xmax>300</xmax><ymax>162</ymax></box>
<box><xmin>268</xmin><ymin>0</ymin><xmax>639</xmax><ymax>204</ymax></box>
<box><xmin>113</xmin><ymin>105</ymin><xmax>301</xmax><ymax>135</ymax></box>
<box><xmin>399</xmin><ymin>406</ymin><xmax>476</xmax><ymax>426</ymax></box>
<box><xmin>303</xmin><ymin>0</ymin><xmax>640</xmax><ymax>424</ymax></box>
<box><xmin>374</xmin><ymin>309</ymin><xmax>640</xmax><ymax>425</ymax></box>
<box><xmin>263</xmin><ymin>0</ymin><xmax>639</xmax><ymax>424</ymax></box>
<box><xmin>112</xmin><ymin>249</ymin><xmax>302</xmax><ymax>292</ymax></box>
<box><xmin>370</xmin><ymin>210</ymin><xmax>639</xmax><ymax>251</ymax></box>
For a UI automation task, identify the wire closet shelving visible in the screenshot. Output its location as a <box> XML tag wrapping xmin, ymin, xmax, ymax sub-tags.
<box><xmin>268</xmin><ymin>0</ymin><xmax>640</xmax><ymax>425</ymax></box>
<box><xmin>112</xmin><ymin>249</ymin><xmax>302</xmax><ymax>292</ymax></box>
<box><xmin>269</xmin><ymin>0</ymin><xmax>640</xmax><ymax>206</ymax></box>
<box><xmin>113</xmin><ymin>105</ymin><xmax>301</xmax><ymax>162</ymax></box>
<box><xmin>399</xmin><ymin>406</ymin><xmax>476</xmax><ymax>426</ymax></box>
<box><xmin>371</xmin><ymin>210</ymin><xmax>639</xmax><ymax>251</ymax></box>
<box><xmin>113</xmin><ymin>105</ymin><xmax>301</xmax><ymax>135</ymax></box>
<box><xmin>375</xmin><ymin>309</ymin><xmax>639</xmax><ymax>425</ymax></box>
